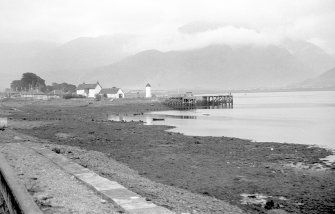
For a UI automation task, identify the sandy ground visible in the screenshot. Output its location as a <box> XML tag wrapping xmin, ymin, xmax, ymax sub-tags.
<box><xmin>1</xmin><ymin>98</ymin><xmax>335</xmax><ymax>214</ymax></box>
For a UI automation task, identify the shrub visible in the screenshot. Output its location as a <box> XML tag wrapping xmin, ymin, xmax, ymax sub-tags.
<box><xmin>63</xmin><ymin>94</ymin><xmax>86</xmax><ymax>99</ymax></box>
<box><xmin>95</xmin><ymin>94</ymin><xmax>102</xmax><ymax>101</ymax></box>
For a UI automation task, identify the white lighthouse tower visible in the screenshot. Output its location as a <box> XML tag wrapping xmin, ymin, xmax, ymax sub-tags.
<box><xmin>145</xmin><ymin>83</ymin><xmax>151</xmax><ymax>98</ymax></box>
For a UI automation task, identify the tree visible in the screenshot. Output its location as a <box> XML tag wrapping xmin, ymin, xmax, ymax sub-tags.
<box><xmin>9</xmin><ymin>73</ymin><xmax>77</xmax><ymax>93</ymax></box>
<box><xmin>59</xmin><ymin>83</ymin><xmax>76</xmax><ymax>93</ymax></box>
<box><xmin>95</xmin><ymin>94</ymin><xmax>102</xmax><ymax>101</ymax></box>
<box><xmin>20</xmin><ymin>73</ymin><xmax>46</xmax><ymax>91</ymax></box>
<box><xmin>45</xmin><ymin>85</ymin><xmax>54</xmax><ymax>92</ymax></box>
<box><xmin>10</xmin><ymin>80</ymin><xmax>23</xmax><ymax>91</ymax></box>
<box><xmin>46</xmin><ymin>82</ymin><xmax>76</xmax><ymax>93</ymax></box>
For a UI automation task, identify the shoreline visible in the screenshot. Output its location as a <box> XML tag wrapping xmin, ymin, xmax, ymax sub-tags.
<box><xmin>1</xmin><ymin>98</ymin><xmax>335</xmax><ymax>214</ymax></box>
<box><xmin>108</xmin><ymin>110</ymin><xmax>335</xmax><ymax>164</ymax></box>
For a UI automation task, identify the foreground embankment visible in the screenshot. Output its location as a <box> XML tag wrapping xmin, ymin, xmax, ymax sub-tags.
<box><xmin>1</xmin><ymin>98</ymin><xmax>334</xmax><ymax>214</ymax></box>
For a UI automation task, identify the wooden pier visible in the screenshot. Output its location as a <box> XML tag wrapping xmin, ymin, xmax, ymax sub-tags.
<box><xmin>165</xmin><ymin>93</ymin><xmax>233</xmax><ymax>110</ymax></box>
<box><xmin>165</xmin><ymin>92</ymin><xmax>197</xmax><ymax>110</ymax></box>
<box><xmin>201</xmin><ymin>95</ymin><xmax>233</xmax><ymax>108</ymax></box>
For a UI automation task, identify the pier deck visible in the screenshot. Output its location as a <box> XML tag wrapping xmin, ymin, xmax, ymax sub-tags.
<box><xmin>200</xmin><ymin>95</ymin><xmax>233</xmax><ymax>108</ymax></box>
<box><xmin>165</xmin><ymin>94</ymin><xmax>197</xmax><ymax>110</ymax></box>
<box><xmin>165</xmin><ymin>93</ymin><xmax>233</xmax><ymax>110</ymax></box>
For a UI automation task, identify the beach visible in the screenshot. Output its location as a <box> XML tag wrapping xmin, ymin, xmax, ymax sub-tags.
<box><xmin>1</xmin><ymin>98</ymin><xmax>334</xmax><ymax>214</ymax></box>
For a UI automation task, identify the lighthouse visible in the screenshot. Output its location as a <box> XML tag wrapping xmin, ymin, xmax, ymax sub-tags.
<box><xmin>145</xmin><ymin>83</ymin><xmax>151</xmax><ymax>98</ymax></box>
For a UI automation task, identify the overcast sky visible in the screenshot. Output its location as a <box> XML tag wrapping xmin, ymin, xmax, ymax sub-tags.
<box><xmin>0</xmin><ymin>0</ymin><xmax>335</xmax><ymax>53</ymax></box>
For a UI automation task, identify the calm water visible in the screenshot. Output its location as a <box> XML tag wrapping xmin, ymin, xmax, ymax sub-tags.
<box><xmin>109</xmin><ymin>91</ymin><xmax>335</xmax><ymax>149</ymax></box>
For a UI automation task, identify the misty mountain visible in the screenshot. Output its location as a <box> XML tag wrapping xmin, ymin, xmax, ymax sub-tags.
<box><xmin>0</xmin><ymin>35</ymin><xmax>134</xmax><ymax>89</ymax></box>
<box><xmin>39</xmin><ymin>35</ymin><xmax>134</xmax><ymax>70</ymax></box>
<box><xmin>281</xmin><ymin>39</ymin><xmax>335</xmax><ymax>76</ymax></box>
<box><xmin>83</xmin><ymin>44</ymin><xmax>334</xmax><ymax>90</ymax></box>
<box><xmin>0</xmin><ymin>35</ymin><xmax>334</xmax><ymax>90</ymax></box>
<box><xmin>292</xmin><ymin>67</ymin><xmax>335</xmax><ymax>89</ymax></box>
<box><xmin>0</xmin><ymin>41</ymin><xmax>58</xmax><ymax>90</ymax></box>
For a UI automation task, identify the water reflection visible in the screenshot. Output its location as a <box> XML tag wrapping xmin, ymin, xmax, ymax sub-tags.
<box><xmin>145</xmin><ymin>117</ymin><xmax>153</xmax><ymax>125</ymax></box>
<box><xmin>107</xmin><ymin>91</ymin><xmax>335</xmax><ymax>149</ymax></box>
<box><xmin>165</xmin><ymin>115</ymin><xmax>197</xmax><ymax>119</ymax></box>
<box><xmin>201</xmin><ymin>105</ymin><xmax>233</xmax><ymax>109</ymax></box>
<box><xmin>154</xmin><ymin>91</ymin><xmax>335</xmax><ymax>149</ymax></box>
<box><xmin>107</xmin><ymin>114</ymin><xmax>138</xmax><ymax>122</ymax></box>
<box><xmin>107</xmin><ymin>113</ymin><xmax>197</xmax><ymax>125</ymax></box>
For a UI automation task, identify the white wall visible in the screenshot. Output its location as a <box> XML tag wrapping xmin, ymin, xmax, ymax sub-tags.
<box><xmin>118</xmin><ymin>89</ymin><xmax>125</xmax><ymax>98</ymax></box>
<box><xmin>145</xmin><ymin>86</ymin><xmax>151</xmax><ymax>98</ymax></box>
<box><xmin>106</xmin><ymin>94</ymin><xmax>117</xmax><ymax>99</ymax></box>
<box><xmin>88</xmin><ymin>89</ymin><xmax>95</xmax><ymax>98</ymax></box>
<box><xmin>88</xmin><ymin>85</ymin><xmax>102</xmax><ymax>98</ymax></box>
<box><xmin>76</xmin><ymin>89</ymin><xmax>87</xmax><ymax>97</ymax></box>
<box><xmin>105</xmin><ymin>89</ymin><xmax>124</xmax><ymax>99</ymax></box>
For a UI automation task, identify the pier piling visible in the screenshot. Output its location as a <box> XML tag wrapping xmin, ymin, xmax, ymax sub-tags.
<box><xmin>165</xmin><ymin>93</ymin><xmax>233</xmax><ymax>110</ymax></box>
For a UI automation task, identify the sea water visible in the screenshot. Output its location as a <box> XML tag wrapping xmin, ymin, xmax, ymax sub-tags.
<box><xmin>109</xmin><ymin>91</ymin><xmax>335</xmax><ymax>149</ymax></box>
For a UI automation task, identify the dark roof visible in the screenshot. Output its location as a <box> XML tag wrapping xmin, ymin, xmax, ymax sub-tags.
<box><xmin>77</xmin><ymin>83</ymin><xmax>98</xmax><ymax>90</ymax></box>
<box><xmin>146</xmin><ymin>83</ymin><xmax>151</xmax><ymax>87</ymax></box>
<box><xmin>100</xmin><ymin>87</ymin><xmax>120</xmax><ymax>94</ymax></box>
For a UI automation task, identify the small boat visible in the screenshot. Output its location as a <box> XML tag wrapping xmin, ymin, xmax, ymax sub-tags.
<box><xmin>153</xmin><ymin>118</ymin><xmax>165</xmax><ymax>121</ymax></box>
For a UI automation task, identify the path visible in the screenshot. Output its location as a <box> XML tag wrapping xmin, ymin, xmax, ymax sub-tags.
<box><xmin>0</xmin><ymin>132</ymin><xmax>119</xmax><ymax>213</ymax></box>
<box><xmin>0</xmin><ymin>128</ymin><xmax>173</xmax><ymax>214</ymax></box>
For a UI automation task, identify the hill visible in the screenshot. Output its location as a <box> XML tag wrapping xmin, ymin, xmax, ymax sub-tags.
<box><xmin>0</xmin><ymin>35</ymin><xmax>134</xmax><ymax>89</ymax></box>
<box><xmin>292</xmin><ymin>67</ymin><xmax>335</xmax><ymax>89</ymax></box>
<box><xmin>83</xmin><ymin>44</ymin><xmax>332</xmax><ymax>90</ymax></box>
<box><xmin>0</xmin><ymin>36</ymin><xmax>334</xmax><ymax>90</ymax></box>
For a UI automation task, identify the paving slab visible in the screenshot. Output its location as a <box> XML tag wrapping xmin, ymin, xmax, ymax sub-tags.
<box><xmin>101</xmin><ymin>188</ymin><xmax>141</xmax><ymax>200</ymax></box>
<box><xmin>62</xmin><ymin>162</ymin><xmax>91</xmax><ymax>174</ymax></box>
<box><xmin>130</xmin><ymin>207</ymin><xmax>176</xmax><ymax>214</ymax></box>
<box><xmin>118</xmin><ymin>199</ymin><xmax>157</xmax><ymax>210</ymax></box>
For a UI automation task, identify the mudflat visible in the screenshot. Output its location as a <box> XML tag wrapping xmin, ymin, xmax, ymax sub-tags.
<box><xmin>1</xmin><ymin>98</ymin><xmax>334</xmax><ymax>214</ymax></box>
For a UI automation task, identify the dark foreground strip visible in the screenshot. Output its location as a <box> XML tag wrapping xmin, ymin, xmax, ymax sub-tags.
<box><xmin>23</xmin><ymin>143</ymin><xmax>174</xmax><ymax>214</ymax></box>
<box><xmin>0</xmin><ymin>153</ymin><xmax>43</xmax><ymax>214</ymax></box>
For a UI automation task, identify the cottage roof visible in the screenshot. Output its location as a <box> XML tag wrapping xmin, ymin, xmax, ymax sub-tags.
<box><xmin>146</xmin><ymin>83</ymin><xmax>151</xmax><ymax>87</ymax></box>
<box><xmin>100</xmin><ymin>87</ymin><xmax>120</xmax><ymax>94</ymax></box>
<box><xmin>77</xmin><ymin>83</ymin><xmax>99</xmax><ymax>90</ymax></box>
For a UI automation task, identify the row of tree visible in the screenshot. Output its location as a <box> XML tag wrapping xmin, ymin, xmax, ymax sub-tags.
<box><xmin>10</xmin><ymin>73</ymin><xmax>76</xmax><ymax>93</ymax></box>
<box><xmin>46</xmin><ymin>82</ymin><xmax>76</xmax><ymax>93</ymax></box>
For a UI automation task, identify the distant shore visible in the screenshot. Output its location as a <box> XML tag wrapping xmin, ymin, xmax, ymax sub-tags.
<box><xmin>1</xmin><ymin>98</ymin><xmax>335</xmax><ymax>214</ymax></box>
<box><xmin>154</xmin><ymin>87</ymin><xmax>335</xmax><ymax>97</ymax></box>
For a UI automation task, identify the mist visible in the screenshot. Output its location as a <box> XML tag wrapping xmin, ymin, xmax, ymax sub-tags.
<box><xmin>0</xmin><ymin>0</ymin><xmax>335</xmax><ymax>90</ymax></box>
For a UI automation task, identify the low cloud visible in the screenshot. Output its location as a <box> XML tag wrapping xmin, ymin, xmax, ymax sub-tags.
<box><xmin>129</xmin><ymin>25</ymin><xmax>281</xmax><ymax>53</ymax></box>
<box><xmin>0</xmin><ymin>0</ymin><xmax>334</xmax><ymax>53</ymax></box>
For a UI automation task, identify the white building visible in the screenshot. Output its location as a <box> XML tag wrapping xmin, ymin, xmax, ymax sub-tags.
<box><xmin>76</xmin><ymin>82</ymin><xmax>102</xmax><ymax>98</ymax></box>
<box><xmin>145</xmin><ymin>83</ymin><xmax>151</xmax><ymax>98</ymax></box>
<box><xmin>100</xmin><ymin>87</ymin><xmax>124</xmax><ymax>99</ymax></box>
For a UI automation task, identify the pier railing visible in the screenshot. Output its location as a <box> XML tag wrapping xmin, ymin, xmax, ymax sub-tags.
<box><xmin>164</xmin><ymin>95</ymin><xmax>197</xmax><ymax>110</ymax></box>
<box><xmin>164</xmin><ymin>94</ymin><xmax>233</xmax><ymax>110</ymax></box>
<box><xmin>200</xmin><ymin>95</ymin><xmax>233</xmax><ymax>108</ymax></box>
<box><xmin>0</xmin><ymin>153</ymin><xmax>43</xmax><ymax>214</ymax></box>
